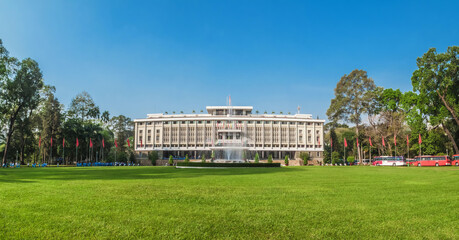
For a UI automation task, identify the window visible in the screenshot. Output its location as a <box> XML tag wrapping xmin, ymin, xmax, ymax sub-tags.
<box><xmin>317</xmin><ymin>152</ymin><xmax>320</xmax><ymax>157</ymax></box>
<box><xmin>265</xmin><ymin>121</ymin><xmax>271</xmax><ymax>124</ymax></box>
<box><xmin>190</xmin><ymin>121</ymin><xmax>194</xmax><ymax>124</ymax></box>
<box><xmin>207</xmin><ymin>121</ymin><xmax>211</xmax><ymax>124</ymax></box>
<box><xmin>139</xmin><ymin>123</ymin><xmax>143</xmax><ymax>126</ymax></box>
<box><xmin>156</xmin><ymin>129</ymin><xmax>160</xmax><ymax>133</ymax></box>
<box><xmin>139</xmin><ymin>130</ymin><xmax>143</xmax><ymax>134</ymax></box>
<box><xmin>148</xmin><ymin>130</ymin><xmax>151</xmax><ymax>134</ymax></box>
<box><xmin>198</xmin><ymin>121</ymin><xmax>202</xmax><ymax>124</ymax></box>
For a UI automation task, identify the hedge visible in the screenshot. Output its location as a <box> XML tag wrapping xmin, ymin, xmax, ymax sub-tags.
<box><xmin>176</xmin><ymin>162</ymin><xmax>281</xmax><ymax>168</ymax></box>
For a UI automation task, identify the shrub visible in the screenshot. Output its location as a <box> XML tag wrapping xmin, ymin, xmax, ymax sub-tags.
<box><xmin>168</xmin><ymin>155</ymin><xmax>174</xmax><ymax>166</ymax></box>
<box><xmin>254</xmin><ymin>153</ymin><xmax>259</xmax><ymax>163</ymax></box>
<box><xmin>176</xmin><ymin>162</ymin><xmax>280</xmax><ymax>168</ymax></box>
<box><xmin>211</xmin><ymin>151</ymin><xmax>215</xmax><ymax>163</ymax></box>
<box><xmin>148</xmin><ymin>151</ymin><xmax>158</xmax><ymax>166</ymax></box>
<box><xmin>201</xmin><ymin>154</ymin><xmax>206</xmax><ymax>163</ymax></box>
<box><xmin>185</xmin><ymin>154</ymin><xmax>189</xmax><ymax>163</ymax></box>
<box><xmin>347</xmin><ymin>156</ymin><xmax>355</xmax><ymax>164</ymax></box>
<box><xmin>300</xmin><ymin>152</ymin><xmax>310</xmax><ymax>165</ymax></box>
<box><xmin>268</xmin><ymin>154</ymin><xmax>273</xmax><ymax>163</ymax></box>
<box><xmin>284</xmin><ymin>155</ymin><xmax>289</xmax><ymax>166</ymax></box>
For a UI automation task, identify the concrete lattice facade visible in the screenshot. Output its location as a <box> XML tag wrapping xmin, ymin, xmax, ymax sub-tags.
<box><xmin>134</xmin><ymin>106</ymin><xmax>324</xmax><ymax>160</ymax></box>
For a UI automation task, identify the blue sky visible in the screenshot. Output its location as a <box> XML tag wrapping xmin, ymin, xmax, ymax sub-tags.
<box><xmin>1</xmin><ymin>0</ymin><xmax>458</xmax><ymax>120</ymax></box>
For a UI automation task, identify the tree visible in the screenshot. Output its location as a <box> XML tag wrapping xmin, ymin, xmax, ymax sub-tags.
<box><xmin>168</xmin><ymin>155</ymin><xmax>174</xmax><ymax>165</ymax></box>
<box><xmin>412</xmin><ymin>47</ymin><xmax>459</xmax><ymax>127</ymax></box>
<box><xmin>256</xmin><ymin>110</ymin><xmax>259</xmax><ymax>115</ymax></box>
<box><xmin>254</xmin><ymin>153</ymin><xmax>259</xmax><ymax>163</ymax></box>
<box><xmin>211</xmin><ymin>150</ymin><xmax>215</xmax><ymax>162</ymax></box>
<box><xmin>101</xmin><ymin>111</ymin><xmax>110</xmax><ymax>124</ymax></box>
<box><xmin>268</xmin><ymin>154</ymin><xmax>273</xmax><ymax>163</ymax></box>
<box><xmin>347</xmin><ymin>156</ymin><xmax>355</xmax><ymax>164</ymax></box>
<box><xmin>1</xmin><ymin>58</ymin><xmax>44</xmax><ymax>165</ymax></box>
<box><xmin>331</xmin><ymin>151</ymin><xmax>340</xmax><ymax>165</ymax></box>
<box><xmin>327</xmin><ymin>69</ymin><xmax>377</xmax><ymax>163</ymax></box>
<box><xmin>185</xmin><ymin>154</ymin><xmax>189</xmax><ymax>163</ymax></box>
<box><xmin>149</xmin><ymin>151</ymin><xmax>158</xmax><ymax>166</ymax></box>
<box><xmin>284</xmin><ymin>155</ymin><xmax>289</xmax><ymax>166</ymax></box>
<box><xmin>201</xmin><ymin>154</ymin><xmax>206</xmax><ymax>163</ymax></box>
<box><xmin>67</xmin><ymin>91</ymin><xmax>99</xmax><ymax>121</ymax></box>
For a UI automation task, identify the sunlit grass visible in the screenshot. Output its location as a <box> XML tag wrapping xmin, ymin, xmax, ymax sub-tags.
<box><xmin>0</xmin><ymin>166</ymin><xmax>458</xmax><ymax>239</ymax></box>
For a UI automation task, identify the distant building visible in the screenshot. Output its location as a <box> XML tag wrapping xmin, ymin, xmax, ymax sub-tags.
<box><xmin>134</xmin><ymin>105</ymin><xmax>324</xmax><ymax>161</ymax></box>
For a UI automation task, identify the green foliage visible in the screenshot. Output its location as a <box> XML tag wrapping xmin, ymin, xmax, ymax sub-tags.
<box><xmin>323</xmin><ymin>151</ymin><xmax>331</xmax><ymax>164</ymax></box>
<box><xmin>201</xmin><ymin>154</ymin><xmax>206</xmax><ymax>163</ymax></box>
<box><xmin>148</xmin><ymin>151</ymin><xmax>158</xmax><ymax>166</ymax></box>
<box><xmin>254</xmin><ymin>153</ymin><xmax>259</xmax><ymax>163</ymax></box>
<box><xmin>242</xmin><ymin>150</ymin><xmax>247</xmax><ymax>160</ymax></box>
<box><xmin>268</xmin><ymin>154</ymin><xmax>273</xmax><ymax>163</ymax></box>
<box><xmin>185</xmin><ymin>154</ymin><xmax>189</xmax><ymax>163</ymax></box>
<box><xmin>176</xmin><ymin>162</ymin><xmax>280</xmax><ymax>167</ymax></box>
<box><xmin>168</xmin><ymin>155</ymin><xmax>174</xmax><ymax>165</ymax></box>
<box><xmin>284</xmin><ymin>155</ymin><xmax>289</xmax><ymax>166</ymax></box>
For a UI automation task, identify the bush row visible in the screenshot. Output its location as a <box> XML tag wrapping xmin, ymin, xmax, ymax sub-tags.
<box><xmin>176</xmin><ymin>162</ymin><xmax>281</xmax><ymax>168</ymax></box>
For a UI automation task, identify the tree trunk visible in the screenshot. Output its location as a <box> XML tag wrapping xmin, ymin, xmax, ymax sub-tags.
<box><xmin>355</xmin><ymin>123</ymin><xmax>362</xmax><ymax>162</ymax></box>
<box><xmin>442</xmin><ymin>123</ymin><xmax>459</xmax><ymax>154</ymax></box>
<box><xmin>437</xmin><ymin>89</ymin><xmax>459</xmax><ymax>126</ymax></box>
<box><xmin>2</xmin><ymin>106</ymin><xmax>22</xmax><ymax>165</ymax></box>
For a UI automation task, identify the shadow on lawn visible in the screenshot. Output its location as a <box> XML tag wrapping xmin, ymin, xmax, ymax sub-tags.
<box><xmin>0</xmin><ymin>166</ymin><xmax>303</xmax><ymax>183</ymax></box>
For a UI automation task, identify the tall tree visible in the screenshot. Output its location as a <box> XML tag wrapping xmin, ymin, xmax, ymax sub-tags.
<box><xmin>67</xmin><ymin>91</ymin><xmax>99</xmax><ymax>121</ymax></box>
<box><xmin>1</xmin><ymin>58</ymin><xmax>43</xmax><ymax>165</ymax></box>
<box><xmin>412</xmin><ymin>46</ymin><xmax>459</xmax><ymax>126</ymax></box>
<box><xmin>327</xmin><ymin>69</ymin><xmax>376</xmax><ymax>163</ymax></box>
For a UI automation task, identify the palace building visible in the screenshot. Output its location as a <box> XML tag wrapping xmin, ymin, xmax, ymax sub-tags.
<box><xmin>134</xmin><ymin>105</ymin><xmax>324</xmax><ymax>161</ymax></box>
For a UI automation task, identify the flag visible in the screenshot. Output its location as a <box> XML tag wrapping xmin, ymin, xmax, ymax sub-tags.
<box><xmin>115</xmin><ymin>139</ymin><xmax>118</xmax><ymax>148</ymax></box>
<box><xmin>63</xmin><ymin>138</ymin><xmax>65</xmax><ymax>147</ymax></box>
<box><xmin>418</xmin><ymin>133</ymin><xmax>422</xmax><ymax>144</ymax></box>
<box><xmin>318</xmin><ymin>138</ymin><xmax>320</xmax><ymax>145</ymax></box>
<box><xmin>344</xmin><ymin>138</ymin><xmax>348</xmax><ymax>147</ymax></box>
<box><xmin>382</xmin><ymin>136</ymin><xmax>386</xmax><ymax>147</ymax></box>
<box><xmin>229</xmin><ymin>95</ymin><xmax>231</xmax><ymax>106</ymax></box>
<box><xmin>127</xmin><ymin>138</ymin><xmax>131</xmax><ymax>147</ymax></box>
<box><xmin>90</xmin><ymin>139</ymin><xmax>93</xmax><ymax>148</ymax></box>
<box><xmin>394</xmin><ymin>135</ymin><xmax>397</xmax><ymax>146</ymax></box>
<box><xmin>51</xmin><ymin>137</ymin><xmax>53</xmax><ymax>147</ymax></box>
<box><xmin>406</xmin><ymin>135</ymin><xmax>409</xmax><ymax>146</ymax></box>
<box><xmin>140</xmin><ymin>138</ymin><xmax>143</xmax><ymax>147</ymax></box>
<box><xmin>369</xmin><ymin>137</ymin><xmax>373</xmax><ymax>147</ymax></box>
<box><xmin>76</xmin><ymin>138</ymin><xmax>79</xmax><ymax>147</ymax></box>
<box><xmin>39</xmin><ymin>136</ymin><xmax>41</xmax><ymax>148</ymax></box>
<box><xmin>330</xmin><ymin>137</ymin><xmax>333</xmax><ymax>147</ymax></box>
<box><xmin>102</xmin><ymin>138</ymin><xmax>105</xmax><ymax>148</ymax></box>
<box><xmin>356</xmin><ymin>138</ymin><xmax>359</xmax><ymax>147</ymax></box>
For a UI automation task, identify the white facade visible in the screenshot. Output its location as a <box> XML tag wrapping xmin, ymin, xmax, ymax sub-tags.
<box><xmin>134</xmin><ymin>106</ymin><xmax>324</xmax><ymax>159</ymax></box>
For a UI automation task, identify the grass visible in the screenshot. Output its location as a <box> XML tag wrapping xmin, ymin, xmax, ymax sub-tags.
<box><xmin>0</xmin><ymin>166</ymin><xmax>458</xmax><ymax>239</ymax></box>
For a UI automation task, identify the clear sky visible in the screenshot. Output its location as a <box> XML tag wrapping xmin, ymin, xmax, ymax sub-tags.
<box><xmin>1</xmin><ymin>0</ymin><xmax>458</xmax><ymax>120</ymax></box>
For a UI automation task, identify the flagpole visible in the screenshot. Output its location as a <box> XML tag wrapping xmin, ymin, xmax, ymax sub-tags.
<box><xmin>344</xmin><ymin>140</ymin><xmax>346</xmax><ymax>165</ymax></box>
<box><xmin>63</xmin><ymin>141</ymin><xmax>65</xmax><ymax>166</ymax></box>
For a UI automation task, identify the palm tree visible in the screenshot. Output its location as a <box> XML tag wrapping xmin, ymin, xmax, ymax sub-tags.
<box><xmin>200</xmin><ymin>110</ymin><xmax>203</xmax><ymax>113</ymax></box>
<box><xmin>264</xmin><ymin>111</ymin><xmax>267</xmax><ymax>114</ymax></box>
<box><xmin>288</xmin><ymin>112</ymin><xmax>291</xmax><ymax>115</ymax></box>
<box><xmin>180</xmin><ymin>111</ymin><xmax>184</xmax><ymax>114</ymax></box>
<box><xmin>192</xmin><ymin>110</ymin><xmax>196</xmax><ymax>113</ymax></box>
<box><xmin>165</xmin><ymin>112</ymin><xmax>168</xmax><ymax>115</ymax></box>
<box><xmin>272</xmin><ymin>111</ymin><xmax>275</xmax><ymax>114</ymax></box>
<box><xmin>172</xmin><ymin>111</ymin><xmax>176</xmax><ymax>114</ymax></box>
<box><xmin>256</xmin><ymin>110</ymin><xmax>259</xmax><ymax>115</ymax></box>
<box><xmin>280</xmin><ymin>111</ymin><xmax>283</xmax><ymax>114</ymax></box>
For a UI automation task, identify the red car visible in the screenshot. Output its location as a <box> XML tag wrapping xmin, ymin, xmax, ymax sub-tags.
<box><xmin>411</xmin><ymin>155</ymin><xmax>451</xmax><ymax>167</ymax></box>
<box><xmin>453</xmin><ymin>154</ymin><xmax>459</xmax><ymax>166</ymax></box>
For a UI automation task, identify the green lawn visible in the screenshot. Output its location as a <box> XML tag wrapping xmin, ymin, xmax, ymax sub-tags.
<box><xmin>0</xmin><ymin>166</ymin><xmax>458</xmax><ymax>239</ymax></box>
